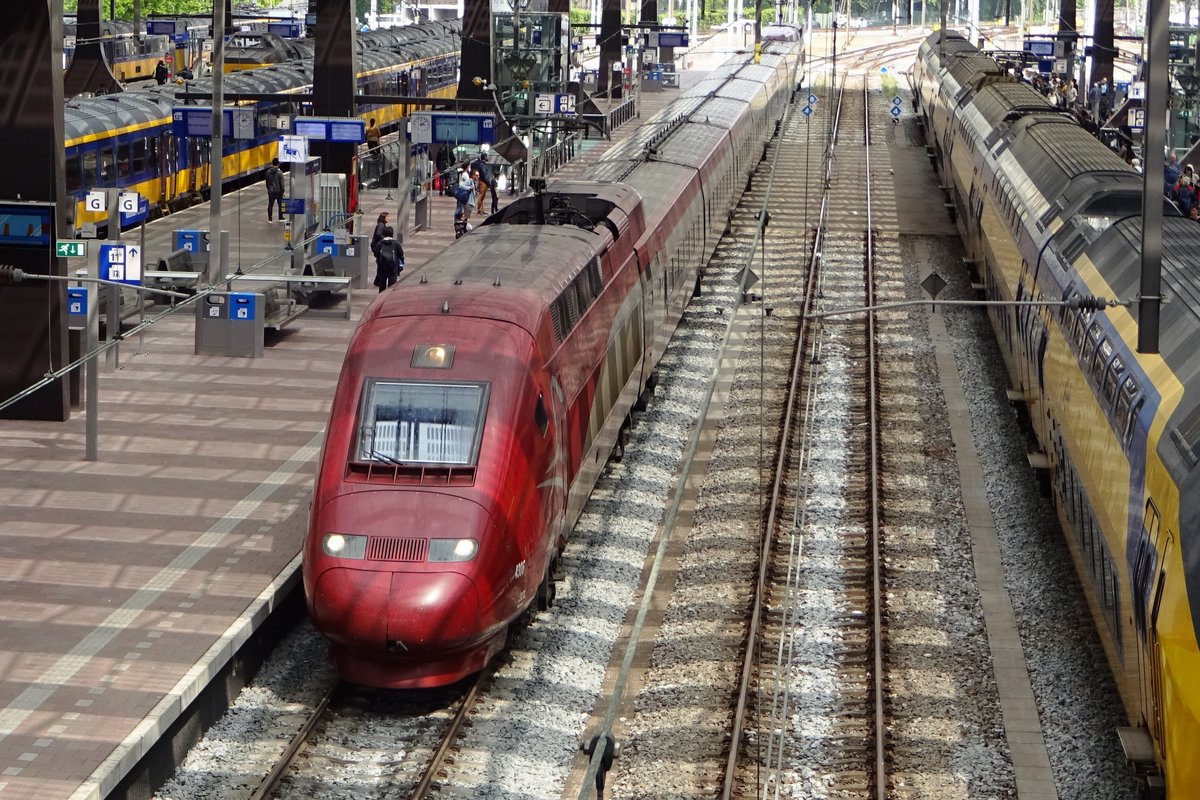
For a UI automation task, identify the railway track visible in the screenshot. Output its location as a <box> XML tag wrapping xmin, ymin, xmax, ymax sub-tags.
<box><xmin>252</xmin><ymin>680</ymin><xmax>476</xmax><ymax>798</ymax></box>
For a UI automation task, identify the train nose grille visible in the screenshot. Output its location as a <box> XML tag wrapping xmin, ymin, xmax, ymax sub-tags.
<box><xmin>366</xmin><ymin>537</ymin><xmax>428</xmax><ymax>562</ymax></box>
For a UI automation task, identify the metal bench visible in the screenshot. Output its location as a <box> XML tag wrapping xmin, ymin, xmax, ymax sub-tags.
<box><xmin>223</xmin><ymin>273</ymin><xmax>353</xmax><ymax>324</ymax></box>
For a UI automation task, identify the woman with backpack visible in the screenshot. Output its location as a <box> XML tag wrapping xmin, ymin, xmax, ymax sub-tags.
<box><xmin>372</xmin><ymin>226</ymin><xmax>404</xmax><ymax>292</ymax></box>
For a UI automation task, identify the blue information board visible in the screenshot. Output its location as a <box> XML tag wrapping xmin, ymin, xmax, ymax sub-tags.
<box><xmin>431</xmin><ymin>113</ymin><xmax>495</xmax><ymax>145</ymax></box>
<box><xmin>172</xmin><ymin>107</ymin><xmax>236</xmax><ymax>138</ymax></box>
<box><xmin>293</xmin><ymin>117</ymin><xmax>365</xmax><ymax>143</ymax></box>
<box><xmin>658</xmin><ymin>32</ymin><xmax>689</xmax><ymax>47</ymax></box>
<box><xmin>267</xmin><ymin>22</ymin><xmax>302</xmax><ymax>38</ymax></box>
<box><xmin>147</xmin><ymin>20</ymin><xmax>176</xmax><ymax>35</ymax></box>
<box><xmin>284</xmin><ymin>199</ymin><xmax>305</xmax><ymax>215</ymax></box>
<box><xmin>98</xmin><ymin>243</ymin><xmax>142</xmax><ymax>286</ymax></box>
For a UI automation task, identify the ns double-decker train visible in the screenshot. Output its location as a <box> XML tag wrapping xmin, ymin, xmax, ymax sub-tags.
<box><xmin>64</xmin><ymin>18</ymin><xmax>172</xmax><ymax>83</ymax></box>
<box><xmin>912</xmin><ymin>30</ymin><xmax>1199</xmax><ymax>797</ymax></box>
<box><xmin>63</xmin><ymin>20</ymin><xmax>460</xmax><ymax>237</ymax></box>
<box><xmin>302</xmin><ymin>40</ymin><xmax>803</xmax><ymax>688</ymax></box>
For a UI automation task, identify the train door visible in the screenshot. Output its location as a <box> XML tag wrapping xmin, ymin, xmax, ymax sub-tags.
<box><xmin>534</xmin><ymin>373</ymin><xmax>568</xmax><ymax>606</ymax></box>
<box><xmin>189</xmin><ymin>138</ymin><xmax>211</xmax><ymax>195</ymax></box>
<box><xmin>1133</xmin><ymin>500</ymin><xmax>1169</xmax><ymax>750</ymax></box>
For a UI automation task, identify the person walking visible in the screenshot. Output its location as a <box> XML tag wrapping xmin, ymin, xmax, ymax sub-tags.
<box><xmin>1165</xmin><ymin>152</ymin><xmax>1181</xmax><ymax>199</ymax></box>
<box><xmin>154</xmin><ymin>59</ymin><xmax>169</xmax><ymax>85</ymax></box>
<box><xmin>471</xmin><ymin>150</ymin><xmax>498</xmax><ymax>215</ymax></box>
<box><xmin>365</xmin><ymin>118</ymin><xmax>382</xmax><ymax>152</ymax></box>
<box><xmin>265</xmin><ymin>158</ymin><xmax>286</xmax><ymax>223</ymax></box>
<box><xmin>372</xmin><ymin>226</ymin><xmax>404</xmax><ymax>292</ymax></box>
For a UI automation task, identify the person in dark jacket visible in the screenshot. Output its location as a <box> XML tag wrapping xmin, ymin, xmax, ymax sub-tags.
<box><xmin>265</xmin><ymin>158</ymin><xmax>286</xmax><ymax>222</ymax></box>
<box><xmin>470</xmin><ymin>150</ymin><xmax>498</xmax><ymax>215</ymax></box>
<box><xmin>373</xmin><ymin>226</ymin><xmax>404</xmax><ymax>292</ymax></box>
<box><xmin>154</xmin><ymin>60</ymin><xmax>169</xmax><ymax>85</ymax></box>
<box><xmin>370</xmin><ymin>212</ymin><xmax>390</xmax><ymax>255</ymax></box>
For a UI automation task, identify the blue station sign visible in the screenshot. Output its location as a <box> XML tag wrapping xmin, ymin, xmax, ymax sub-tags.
<box><xmin>293</xmin><ymin>117</ymin><xmax>366</xmax><ymax>143</ymax></box>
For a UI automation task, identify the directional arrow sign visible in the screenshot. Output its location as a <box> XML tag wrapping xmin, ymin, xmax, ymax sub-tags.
<box><xmin>56</xmin><ymin>240</ymin><xmax>88</xmax><ymax>258</ymax></box>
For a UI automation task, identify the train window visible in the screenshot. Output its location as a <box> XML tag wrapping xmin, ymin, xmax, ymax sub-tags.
<box><xmin>132</xmin><ymin>139</ymin><xmax>147</xmax><ymax>174</ymax></box>
<box><xmin>1113</xmin><ymin>379</ymin><xmax>1142</xmax><ymax>448</ymax></box>
<box><xmin>574</xmin><ymin>274</ymin><xmax>592</xmax><ymax>313</ymax></box>
<box><xmin>355</xmin><ymin>380</ymin><xmax>488</xmax><ymax>466</ymax></box>
<box><xmin>1080</xmin><ymin>323</ymin><xmax>1100</xmax><ymax>372</ymax></box>
<box><xmin>65</xmin><ymin>156</ymin><xmax>82</xmax><ymax>193</ymax></box>
<box><xmin>587</xmin><ymin>256</ymin><xmax>603</xmax><ymax>296</ymax></box>
<box><xmin>550</xmin><ymin>300</ymin><xmax>567</xmax><ymax>341</ymax></box>
<box><xmin>1092</xmin><ymin>338</ymin><xmax>1114</xmax><ymax>387</ymax></box>
<box><xmin>82</xmin><ymin>150</ymin><xmax>98</xmax><ymax>187</ymax></box>
<box><xmin>564</xmin><ymin>283</ymin><xmax>581</xmax><ymax>328</ymax></box>
<box><xmin>100</xmin><ymin>147</ymin><xmax>116</xmax><ymax>185</ymax></box>
<box><xmin>116</xmin><ymin>142</ymin><xmax>131</xmax><ymax>178</ymax></box>
<box><xmin>1102</xmin><ymin>355</ymin><xmax>1124</xmax><ymax>407</ymax></box>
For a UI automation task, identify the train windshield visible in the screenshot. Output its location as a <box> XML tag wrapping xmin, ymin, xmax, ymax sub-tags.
<box><xmin>355</xmin><ymin>380</ymin><xmax>488</xmax><ymax>466</ymax></box>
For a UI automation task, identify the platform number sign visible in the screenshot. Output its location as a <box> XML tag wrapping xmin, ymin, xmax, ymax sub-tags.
<box><xmin>890</xmin><ymin>105</ymin><xmax>902</xmax><ymax>118</ymax></box>
<box><xmin>98</xmin><ymin>243</ymin><xmax>142</xmax><ymax>286</ymax></box>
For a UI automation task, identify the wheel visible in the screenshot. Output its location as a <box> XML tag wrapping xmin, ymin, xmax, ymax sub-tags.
<box><xmin>537</xmin><ymin>565</ymin><xmax>557</xmax><ymax>610</ymax></box>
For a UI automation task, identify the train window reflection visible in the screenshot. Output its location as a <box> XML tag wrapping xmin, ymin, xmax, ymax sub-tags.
<box><xmin>356</xmin><ymin>380</ymin><xmax>488</xmax><ymax>466</ymax></box>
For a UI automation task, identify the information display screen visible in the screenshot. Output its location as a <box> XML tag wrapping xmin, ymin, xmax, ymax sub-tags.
<box><xmin>329</xmin><ymin>121</ymin><xmax>365</xmax><ymax>143</ymax></box>
<box><xmin>294</xmin><ymin>119</ymin><xmax>328</xmax><ymax>139</ymax></box>
<box><xmin>0</xmin><ymin>203</ymin><xmax>54</xmax><ymax>247</ymax></box>
<box><xmin>433</xmin><ymin>116</ymin><xmax>482</xmax><ymax>143</ymax></box>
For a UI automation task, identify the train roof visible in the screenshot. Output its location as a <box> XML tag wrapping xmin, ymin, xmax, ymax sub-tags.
<box><xmin>370</xmin><ymin>182</ymin><xmax>642</xmax><ymax>334</ymax></box>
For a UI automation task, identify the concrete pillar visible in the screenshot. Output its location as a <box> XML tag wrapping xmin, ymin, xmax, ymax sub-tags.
<box><xmin>312</xmin><ymin>0</ymin><xmax>358</xmax><ymax>178</ymax></box>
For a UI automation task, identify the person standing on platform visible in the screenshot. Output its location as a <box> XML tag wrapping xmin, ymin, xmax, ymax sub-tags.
<box><xmin>154</xmin><ymin>59</ymin><xmax>169</xmax><ymax>85</ymax></box>
<box><xmin>266</xmin><ymin>158</ymin><xmax>286</xmax><ymax>223</ymax></box>
<box><xmin>471</xmin><ymin>149</ymin><xmax>499</xmax><ymax>215</ymax></box>
<box><xmin>366</xmin><ymin>118</ymin><xmax>382</xmax><ymax>152</ymax></box>
<box><xmin>373</xmin><ymin>226</ymin><xmax>404</xmax><ymax>292</ymax></box>
<box><xmin>371</xmin><ymin>212</ymin><xmax>390</xmax><ymax>255</ymax></box>
<box><xmin>455</xmin><ymin>166</ymin><xmax>476</xmax><ymax>223</ymax></box>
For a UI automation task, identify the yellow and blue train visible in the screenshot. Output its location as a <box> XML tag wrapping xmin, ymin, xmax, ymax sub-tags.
<box><xmin>64</xmin><ymin>19</ymin><xmax>461</xmax><ymax>237</ymax></box>
<box><xmin>64</xmin><ymin>19</ymin><xmax>172</xmax><ymax>83</ymax></box>
<box><xmin>912</xmin><ymin>31</ymin><xmax>1198</xmax><ymax>798</ymax></box>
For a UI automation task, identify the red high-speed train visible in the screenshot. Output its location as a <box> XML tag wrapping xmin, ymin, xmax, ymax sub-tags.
<box><xmin>303</xmin><ymin>40</ymin><xmax>803</xmax><ymax>688</ymax></box>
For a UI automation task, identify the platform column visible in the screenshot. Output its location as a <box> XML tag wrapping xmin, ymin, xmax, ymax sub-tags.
<box><xmin>0</xmin><ymin>5</ymin><xmax>70</xmax><ymax>421</ymax></box>
<box><xmin>311</xmin><ymin>0</ymin><xmax>358</xmax><ymax>179</ymax></box>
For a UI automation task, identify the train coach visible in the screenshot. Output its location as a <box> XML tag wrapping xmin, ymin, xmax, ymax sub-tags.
<box><xmin>912</xmin><ymin>30</ymin><xmax>1200</xmax><ymax>797</ymax></box>
<box><xmin>63</xmin><ymin>20</ymin><xmax>460</xmax><ymax>237</ymax></box>
<box><xmin>302</xmin><ymin>40</ymin><xmax>803</xmax><ymax>689</ymax></box>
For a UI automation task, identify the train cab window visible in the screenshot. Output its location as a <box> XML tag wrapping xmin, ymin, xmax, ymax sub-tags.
<box><xmin>356</xmin><ymin>380</ymin><xmax>488</xmax><ymax>466</ymax></box>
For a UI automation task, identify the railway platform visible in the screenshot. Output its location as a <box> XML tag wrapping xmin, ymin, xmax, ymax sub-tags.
<box><xmin>0</xmin><ymin>58</ymin><xmax>716</xmax><ymax>800</ymax></box>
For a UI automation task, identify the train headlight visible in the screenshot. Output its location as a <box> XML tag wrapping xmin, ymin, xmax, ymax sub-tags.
<box><xmin>323</xmin><ymin>533</ymin><xmax>367</xmax><ymax>559</ymax></box>
<box><xmin>428</xmin><ymin>538</ymin><xmax>479</xmax><ymax>562</ymax></box>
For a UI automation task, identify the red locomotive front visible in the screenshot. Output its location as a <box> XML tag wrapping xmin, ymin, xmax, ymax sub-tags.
<box><xmin>304</xmin><ymin>309</ymin><xmax>561</xmax><ymax>688</ymax></box>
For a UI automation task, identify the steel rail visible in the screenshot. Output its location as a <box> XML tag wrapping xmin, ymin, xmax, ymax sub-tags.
<box><xmin>248</xmin><ymin>682</ymin><xmax>340</xmax><ymax>800</ymax></box>
<box><xmin>407</xmin><ymin>674</ymin><xmax>483</xmax><ymax>800</ymax></box>
<box><xmin>718</xmin><ymin>68</ymin><xmax>849</xmax><ymax>799</ymax></box>
<box><xmin>862</xmin><ymin>79</ymin><xmax>888</xmax><ymax>800</ymax></box>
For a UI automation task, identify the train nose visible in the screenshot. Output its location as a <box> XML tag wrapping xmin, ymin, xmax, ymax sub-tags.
<box><xmin>385</xmin><ymin>571</ymin><xmax>481</xmax><ymax>652</ymax></box>
<box><xmin>310</xmin><ymin>568</ymin><xmax>481</xmax><ymax>652</ymax></box>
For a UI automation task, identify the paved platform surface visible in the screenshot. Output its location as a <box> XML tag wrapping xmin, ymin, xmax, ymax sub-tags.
<box><xmin>0</xmin><ymin>58</ymin><xmax>710</xmax><ymax>800</ymax></box>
